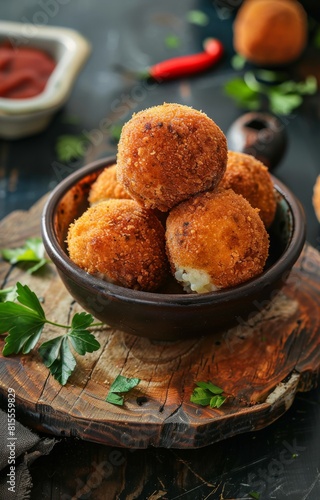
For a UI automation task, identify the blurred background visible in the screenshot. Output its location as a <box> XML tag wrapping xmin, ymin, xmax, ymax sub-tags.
<box><xmin>0</xmin><ymin>0</ymin><xmax>319</xmax><ymax>246</ymax></box>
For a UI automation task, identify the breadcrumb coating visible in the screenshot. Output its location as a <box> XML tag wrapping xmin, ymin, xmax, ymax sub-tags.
<box><xmin>117</xmin><ymin>103</ymin><xmax>227</xmax><ymax>211</ymax></box>
<box><xmin>88</xmin><ymin>164</ymin><xmax>131</xmax><ymax>205</ymax></box>
<box><xmin>67</xmin><ymin>199</ymin><xmax>169</xmax><ymax>291</ymax></box>
<box><xmin>233</xmin><ymin>0</ymin><xmax>307</xmax><ymax>65</ymax></box>
<box><xmin>166</xmin><ymin>188</ymin><xmax>269</xmax><ymax>291</ymax></box>
<box><xmin>220</xmin><ymin>151</ymin><xmax>277</xmax><ymax>228</ymax></box>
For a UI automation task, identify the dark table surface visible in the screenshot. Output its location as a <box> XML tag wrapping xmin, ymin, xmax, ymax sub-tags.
<box><xmin>0</xmin><ymin>1</ymin><xmax>320</xmax><ymax>499</ymax></box>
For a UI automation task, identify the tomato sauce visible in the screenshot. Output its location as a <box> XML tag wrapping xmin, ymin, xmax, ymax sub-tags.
<box><xmin>0</xmin><ymin>42</ymin><xmax>56</xmax><ymax>99</ymax></box>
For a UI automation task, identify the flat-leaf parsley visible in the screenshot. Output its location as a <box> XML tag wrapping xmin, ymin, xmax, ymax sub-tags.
<box><xmin>190</xmin><ymin>381</ymin><xmax>226</xmax><ymax>409</ymax></box>
<box><xmin>106</xmin><ymin>374</ymin><xmax>140</xmax><ymax>406</ymax></box>
<box><xmin>1</xmin><ymin>237</ymin><xmax>51</xmax><ymax>274</ymax></box>
<box><xmin>0</xmin><ymin>282</ymin><xmax>103</xmax><ymax>385</ymax></box>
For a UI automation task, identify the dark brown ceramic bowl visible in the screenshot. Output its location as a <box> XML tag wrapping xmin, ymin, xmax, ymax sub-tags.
<box><xmin>41</xmin><ymin>156</ymin><xmax>306</xmax><ymax>341</ymax></box>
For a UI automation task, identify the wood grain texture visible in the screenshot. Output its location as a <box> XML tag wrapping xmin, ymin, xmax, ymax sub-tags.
<box><xmin>0</xmin><ymin>196</ymin><xmax>320</xmax><ymax>449</ymax></box>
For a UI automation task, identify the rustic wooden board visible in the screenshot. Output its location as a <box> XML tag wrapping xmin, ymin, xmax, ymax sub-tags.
<box><xmin>0</xmin><ymin>196</ymin><xmax>320</xmax><ymax>449</ymax></box>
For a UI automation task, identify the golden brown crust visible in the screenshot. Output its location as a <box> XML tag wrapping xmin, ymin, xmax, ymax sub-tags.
<box><xmin>166</xmin><ymin>188</ymin><xmax>269</xmax><ymax>290</ymax></box>
<box><xmin>67</xmin><ymin>199</ymin><xmax>169</xmax><ymax>291</ymax></box>
<box><xmin>117</xmin><ymin>103</ymin><xmax>227</xmax><ymax>211</ymax></box>
<box><xmin>233</xmin><ymin>0</ymin><xmax>307</xmax><ymax>65</ymax></box>
<box><xmin>313</xmin><ymin>175</ymin><xmax>320</xmax><ymax>222</ymax></box>
<box><xmin>88</xmin><ymin>164</ymin><xmax>131</xmax><ymax>205</ymax></box>
<box><xmin>220</xmin><ymin>151</ymin><xmax>277</xmax><ymax>228</ymax></box>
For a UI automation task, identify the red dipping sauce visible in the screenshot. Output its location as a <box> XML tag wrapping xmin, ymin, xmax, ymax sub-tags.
<box><xmin>0</xmin><ymin>42</ymin><xmax>56</xmax><ymax>99</ymax></box>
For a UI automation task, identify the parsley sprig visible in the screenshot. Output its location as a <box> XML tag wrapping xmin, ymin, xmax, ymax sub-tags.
<box><xmin>190</xmin><ymin>381</ymin><xmax>227</xmax><ymax>409</ymax></box>
<box><xmin>0</xmin><ymin>282</ymin><xmax>102</xmax><ymax>385</ymax></box>
<box><xmin>1</xmin><ymin>237</ymin><xmax>51</xmax><ymax>274</ymax></box>
<box><xmin>55</xmin><ymin>134</ymin><xmax>89</xmax><ymax>163</ymax></box>
<box><xmin>224</xmin><ymin>70</ymin><xmax>317</xmax><ymax>115</ymax></box>
<box><xmin>106</xmin><ymin>374</ymin><xmax>141</xmax><ymax>406</ymax></box>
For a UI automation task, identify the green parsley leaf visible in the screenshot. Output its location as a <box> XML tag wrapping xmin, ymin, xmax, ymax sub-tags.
<box><xmin>231</xmin><ymin>53</ymin><xmax>246</xmax><ymax>70</ymax></box>
<box><xmin>39</xmin><ymin>312</ymin><xmax>100</xmax><ymax>385</ymax></box>
<box><xmin>224</xmin><ymin>71</ymin><xmax>318</xmax><ymax>115</ymax></box>
<box><xmin>210</xmin><ymin>394</ymin><xmax>226</xmax><ymax>408</ymax></box>
<box><xmin>186</xmin><ymin>10</ymin><xmax>209</xmax><ymax>26</ymax></box>
<box><xmin>249</xmin><ymin>491</ymin><xmax>260</xmax><ymax>499</ymax></box>
<box><xmin>165</xmin><ymin>35</ymin><xmax>180</xmax><ymax>49</ymax></box>
<box><xmin>106</xmin><ymin>392</ymin><xmax>125</xmax><ymax>406</ymax></box>
<box><xmin>224</xmin><ymin>77</ymin><xmax>261</xmax><ymax>110</ymax></box>
<box><xmin>190</xmin><ymin>387</ymin><xmax>212</xmax><ymax>406</ymax></box>
<box><xmin>195</xmin><ymin>381</ymin><xmax>224</xmax><ymax>394</ymax></box>
<box><xmin>106</xmin><ymin>374</ymin><xmax>140</xmax><ymax>406</ymax></box>
<box><xmin>269</xmin><ymin>92</ymin><xmax>302</xmax><ymax>115</ymax></box>
<box><xmin>0</xmin><ymin>283</ymin><xmax>46</xmax><ymax>355</ymax></box>
<box><xmin>1</xmin><ymin>282</ymin><xmax>102</xmax><ymax>385</ymax></box>
<box><xmin>68</xmin><ymin>312</ymin><xmax>100</xmax><ymax>355</ymax></box>
<box><xmin>55</xmin><ymin>134</ymin><xmax>88</xmax><ymax>163</ymax></box>
<box><xmin>39</xmin><ymin>336</ymin><xmax>76</xmax><ymax>386</ymax></box>
<box><xmin>109</xmin><ymin>123</ymin><xmax>123</xmax><ymax>142</ymax></box>
<box><xmin>1</xmin><ymin>237</ymin><xmax>50</xmax><ymax>274</ymax></box>
<box><xmin>190</xmin><ymin>381</ymin><xmax>227</xmax><ymax>409</ymax></box>
<box><xmin>15</xmin><ymin>282</ymin><xmax>45</xmax><ymax>318</ymax></box>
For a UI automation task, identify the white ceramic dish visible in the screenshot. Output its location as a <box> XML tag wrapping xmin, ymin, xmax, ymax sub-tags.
<box><xmin>0</xmin><ymin>21</ymin><xmax>91</xmax><ymax>139</ymax></box>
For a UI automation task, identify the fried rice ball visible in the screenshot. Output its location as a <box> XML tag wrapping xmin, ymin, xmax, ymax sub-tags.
<box><xmin>117</xmin><ymin>103</ymin><xmax>227</xmax><ymax>212</ymax></box>
<box><xmin>88</xmin><ymin>164</ymin><xmax>131</xmax><ymax>205</ymax></box>
<box><xmin>220</xmin><ymin>151</ymin><xmax>277</xmax><ymax>228</ymax></box>
<box><xmin>166</xmin><ymin>188</ymin><xmax>269</xmax><ymax>293</ymax></box>
<box><xmin>67</xmin><ymin>199</ymin><xmax>169</xmax><ymax>292</ymax></box>
<box><xmin>312</xmin><ymin>175</ymin><xmax>320</xmax><ymax>222</ymax></box>
<box><xmin>233</xmin><ymin>0</ymin><xmax>307</xmax><ymax>66</ymax></box>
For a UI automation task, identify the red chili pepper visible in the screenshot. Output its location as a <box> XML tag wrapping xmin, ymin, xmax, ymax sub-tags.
<box><xmin>148</xmin><ymin>38</ymin><xmax>224</xmax><ymax>81</ymax></box>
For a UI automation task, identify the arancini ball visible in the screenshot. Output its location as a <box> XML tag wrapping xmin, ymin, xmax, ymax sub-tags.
<box><xmin>165</xmin><ymin>188</ymin><xmax>269</xmax><ymax>293</ymax></box>
<box><xmin>233</xmin><ymin>0</ymin><xmax>307</xmax><ymax>66</ymax></box>
<box><xmin>88</xmin><ymin>164</ymin><xmax>131</xmax><ymax>205</ymax></box>
<box><xmin>67</xmin><ymin>199</ymin><xmax>169</xmax><ymax>291</ymax></box>
<box><xmin>313</xmin><ymin>175</ymin><xmax>320</xmax><ymax>222</ymax></box>
<box><xmin>117</xmin><ymin>103</ymin><xmax>227</xmax><ymax>211</ymax></box>
<box><xmin>220</xmin><ymin>151</ymin><xmax>277</xmax><ymax>228</ymax></box>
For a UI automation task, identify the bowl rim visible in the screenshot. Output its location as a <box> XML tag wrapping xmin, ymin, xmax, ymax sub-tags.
<box><xmin>41</xmin><ymin>156</ymin><xmax>306</xmax><ymax>307</ymax></box>
<box><xmin>0</xmin><ymin>21</ymin><xmax>91</xmax><ymax>116</ymax></box>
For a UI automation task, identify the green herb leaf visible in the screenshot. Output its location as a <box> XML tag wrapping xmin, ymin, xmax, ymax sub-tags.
<box><xmin>186</xmin><ymin>10</ymin><xmax>209</xmax><ymax>26</ymax></box>
<box><xmin>190</xmin><ymin>381</ymin><xmax>227</xmax><ymax>408</ymax></box>
<box><xmin>195</xmin><ymin>381</ymin><xmax>224</xmax><ymax>394</ymax></box>
<box><xmin>38</xmin><ymin>312</ymin><xmax>100</xmax><ymax>384</ymax></box>
<box><xmin>110</xmin><ymin>123</ymin><xmax>123</xmax><ymax>142</ymax></box>
<box><xmin>210</xmin><ymin>394</ymin><xmax>226</xmax><ymax>408</ymax></box>
<box><xmin>225</xmin><ymin>71</ymin><xmax>318</xmax><ymax>115</ymax></box>
<box><xmin>15</xmin><ymin>282</ymin><xmax>45</xmax><ymax>318</ymax></box>
<box><xmin>0</xmin><ymin>283</ymin><xmax>46</xmax><ymax>355</ymax></box>
<box><xmin>106</xmin><ymin>374</ymin><xmax>140</xmax><ymax>406</ymax></box>
<box><xmin>190</xmin><ymin>387</ymin><xmax>212</xmax><ymax>406</ymax></box>
<box><xmin>269</xmin><ymin>92</ymin><xmax>302</xmax><ymax>115</ymax></box>
<box><xmin>106</xmin><ymin>392</ymin><xmax>124</xmax><ymax>406</ymax></box>
<box><xmin>39</xmin><ymin>336</ymin><xmax>76</xmax><ymax>386</ymax></box>
<box><xmin>224</xmin><ymin>77</ymin><xmax>261</xmax><ymax>110</ymax></box>
<box><xmin>68</xmin><ymin>312</ymin><xmax>100</xmax><ymax>355</ymax></box>
<box><xmin>1</xmin><ymin>282</ymin><xmax>102</xmax><ymax>385</ymax></box>
<box><xmin>1</xmin><ymin>237</ymin><xmax>50</xmax><ymax>274</ymax></box>
<box><xmin>249</xmin><ymin>491</ymin><xmax>260</xmax><ymax>499</ymax></box>
<box><xmin>231</xmin><ymin>53</ymin><xmax>246</xmax><ymax>70</ymax></box>
<box><xmin>70</xmin><ymin>311</ymin><xmax>95</xmax><ymax>331</ymax></box>
<box><xmin>55</xmin><ymin>134</ymin><xmax>88</xmax><ymax>163</ymax></box>
<box><xmin>164</xmin><ymin>35</ymin><xmax>180</xmax><ymax>49</ymax></box>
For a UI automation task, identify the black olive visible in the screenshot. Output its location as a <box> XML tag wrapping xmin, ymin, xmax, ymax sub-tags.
<box><xmin>226</xmin><ymin>112</ymin><xmax>288</xmax><ymax>171</ymax></box>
